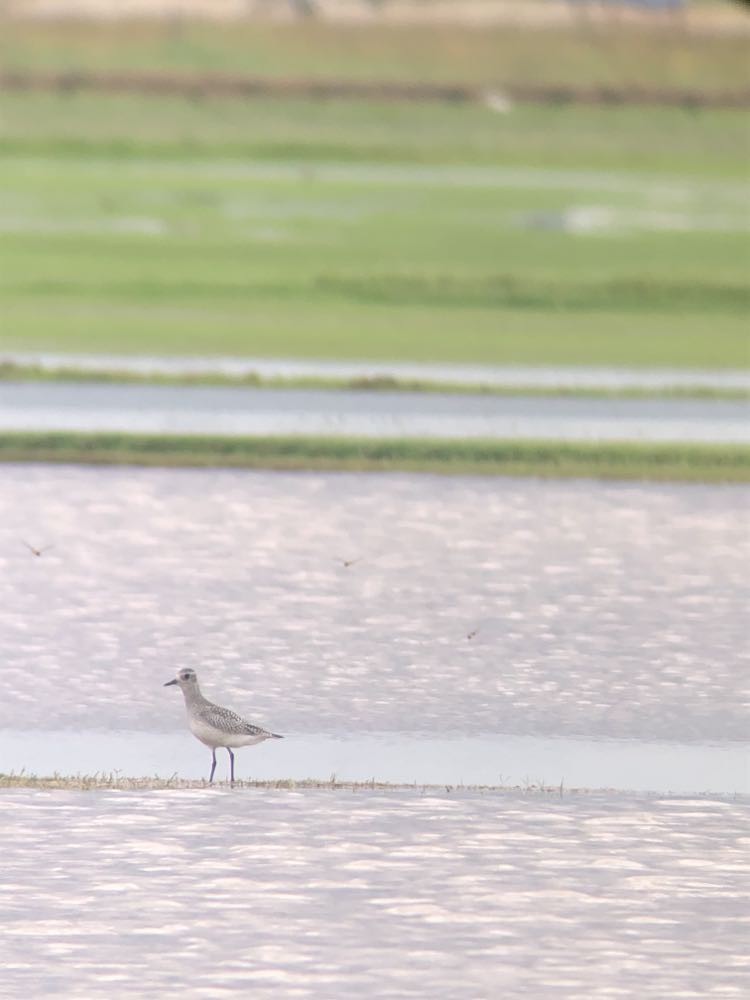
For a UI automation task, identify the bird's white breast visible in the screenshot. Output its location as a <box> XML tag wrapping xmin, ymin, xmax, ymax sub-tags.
<box><xmin>188</xmin><ymin>715</ymin><xmax>268</xmax><ymax>749</ymax></box>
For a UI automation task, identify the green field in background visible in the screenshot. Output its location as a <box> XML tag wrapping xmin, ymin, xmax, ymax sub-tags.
<box><xmin>0</xmin><ymin>121</ymin><xmax>747</xmax><ymax>368</ymax></box>
<box><xmin>1</xmin><ymin>94</ymin><xmax>748</xmax><ymax>176</ymax></box>
<box><xmin>2</xmin><ymin>432</ymin><xmax>748</xmax><ymax>482</ymax></box>
<box><xmin>0</xmin><ymin>18</ymin><xmax>748</xmax><ymax>372</ymax></box>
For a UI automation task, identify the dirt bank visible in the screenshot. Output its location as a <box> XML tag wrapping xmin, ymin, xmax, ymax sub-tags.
<box><xmin>4</xmin><ymin>0</ymin><xmax>750</xmax><ymax>36</ymax></box>
<box><xmin>2</xmin><ymin>67</ymin><xmax>748</xmax><ymax>108</ymax></box>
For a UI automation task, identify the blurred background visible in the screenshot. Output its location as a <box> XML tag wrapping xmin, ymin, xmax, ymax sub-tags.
<box><xmin>0</xmin><ymin>0</ymin><xmax>747</xmax><ymax>414</ymax></box>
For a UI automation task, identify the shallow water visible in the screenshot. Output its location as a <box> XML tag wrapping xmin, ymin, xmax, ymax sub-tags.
<box><xmin>1</xmin><ymin>380</ymin><xmax>749</xmax><ymax>442</ymax></box>
<box><xmin>1</xmin><ymin>789</ymin><xmax>748</xmax><ymax>999</ymax></box>
<box><xmin>1</xmin><ymin>730</ymin><xmax>746</xmax><ymax>794</ymax></box>
<box><xmin>0</xmin><ymin>465</ymin><xmax>747</xmax><ymax>791</ymax></box>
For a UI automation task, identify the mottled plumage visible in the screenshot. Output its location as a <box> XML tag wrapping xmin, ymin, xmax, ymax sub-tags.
<box><xmin>191</xmin><ymin>700</ymin><xmax>275</xmax><ymax>739</ymax></box>
<box><xmin>165</xmin><ymin>668</ymin><xmax>282</xmax><ymax>783</ymax></box>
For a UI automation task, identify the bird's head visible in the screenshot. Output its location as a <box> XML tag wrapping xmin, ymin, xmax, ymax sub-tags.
<box><xmin>164</xmin><ymin>668</ymin><xmax>198</xmax><ymax>690</ymax></box>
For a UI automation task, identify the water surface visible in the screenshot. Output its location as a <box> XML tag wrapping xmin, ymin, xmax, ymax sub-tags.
<box><xmin>1</xmin><ymin>380</ymin><xmax>748</xmax><ymax>442</ymax></box>
<box><xmin>1</xmin><ymin>466</ymin><xmax>746</xmax><ymax>778</ymax></box>
<box><xmin>1</xmin><ymin>789</ymin><xmax>747</xmax><ymax>999</ymax></box>
<box><xmin>0</xmin><ymin>730</ymin><xmax>745</xmax><ymax>794</ymax></box>
<box><xmin>2</xmin><ymin>465</ymin><xmax>748</xmax><ymax>997</ymax></box>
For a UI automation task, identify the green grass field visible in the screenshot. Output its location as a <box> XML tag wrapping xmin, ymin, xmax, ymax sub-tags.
<box><xmin>0</xmin><ymin>19</ymin><xmax>748</xmax><ymax>372</ymax></box>
<box><xmin>1</xmin><ymin>108</ymin><xmax>748</xmax><ymax>368</ymax></box>
<box><xmin>2</xmin><ymin>431</ymin><xmax>748</xmax><ymax>482</ymax></box>
<box><xmin>3</xmin><ymin>93</ymin><xmax>748</xmax><ymax>174</ymax></box>
<box><xmin>3</xmin><ymin>361</ymin><xmax>745</xmax><ymax>399</ymax></box>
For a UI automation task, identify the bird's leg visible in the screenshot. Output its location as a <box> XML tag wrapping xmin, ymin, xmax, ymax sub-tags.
<box><xmin>227</xmin><ymin>748</ymin><xmax>235</xmax><ymax>785</ymax></box>
<box><xmin>209</xmin><ymin>748</ymin><xmax>217</xmax><ymax>784</ymax></box>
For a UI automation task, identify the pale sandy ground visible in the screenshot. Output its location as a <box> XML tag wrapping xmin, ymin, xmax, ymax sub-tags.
<box><xmin>4</xmin><ymin>0</ymin><xmax>750</xmax><ymax>35</ymax></box>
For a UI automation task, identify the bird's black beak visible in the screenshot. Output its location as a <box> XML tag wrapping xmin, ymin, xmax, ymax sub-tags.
<box><xmin>164</xmin><ymin>678</ymin><xmax>178</xmax><ymax>687</ymax></box>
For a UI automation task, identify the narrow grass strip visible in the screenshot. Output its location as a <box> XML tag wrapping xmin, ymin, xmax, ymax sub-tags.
<box><xmin>1</xmin><ymin>363</ymin><xmax>746</xmax><ymax>400</ymax></box>
<box><xmin>0</xmin><ymin>772</ymin><xmax>600</xmax><ymax>795</ymax></box>
<box><xmin>2</xmin><ymin>70</ymin><xmax>749</xmax><ymax>110</ymax></box>
<box><xmin>5</xmin><ymin>275</ymin><xmax>748</xmax><ymax>315</ymax></box>
<box><xmin>1</xmin><ymin>431</ymin><xmax>748</xmax><ymax>482</ymax></box>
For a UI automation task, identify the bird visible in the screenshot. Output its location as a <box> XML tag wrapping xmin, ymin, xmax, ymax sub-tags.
<box><xmin>335</xmin><ymin>556</ymin><xmax>361</xmax><ymax>568</ymax></box>
<box><xmin>164</xmin><ymin>668</ymin><xmax>283</xmax><ymax>784</ymax></box>
<box><xmin>22</xmin><ymin>541</ymin><xmax>54</xmax><ymax>557</ymax></box>
<box><xmin>466</xmin><ymin>627</ymin><xmax>481</xmax><ymax>640</ymax></box>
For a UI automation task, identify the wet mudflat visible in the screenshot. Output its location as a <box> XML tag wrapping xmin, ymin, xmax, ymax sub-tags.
<box><xmin>2</xmin><ymin>788</ymin><xmax>748</xmax><ymax>999</ymax></box>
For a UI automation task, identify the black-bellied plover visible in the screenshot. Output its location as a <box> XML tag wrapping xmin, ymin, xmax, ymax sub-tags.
<box><xmin>165</xmin><ymin>669</ymin><xmax>282</xmax><ymax>784</ymax></box>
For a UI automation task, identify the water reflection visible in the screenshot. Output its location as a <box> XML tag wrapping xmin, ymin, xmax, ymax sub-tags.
<box><xmin>0</xmin><ymin>466</ymin><xmax>746</xmax><ymax>751</ymax></box>
<box><xmin>1</xmin><ymin>789</ymin><xmax>747</xmax><ymax>999</ymax></box>
<box><xmin>1</xmin><ymin>380</ymin><xmax>748</xmax><ymax>442</ymax></box>
<box><xmin>2</xmin><ymin>465</ymin><xmax>748</xmax><ymax>997</ymax></box>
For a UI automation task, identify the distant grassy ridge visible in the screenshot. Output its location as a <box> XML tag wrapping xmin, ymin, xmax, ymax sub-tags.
<box><xmin>3</xmin><ymin>69</ymin><xmax>749</xmax><ymax>109</ymax></box>
<box><xmin>2</xmin><ymin>273</ymin><xmax>745</xmax><ymax>313</ymax></box>
<box><xmin>2</xmin><ymin>431</ymin><xmax>748</xmax><ymax>482</ymax></box>
<box><xmin>315</xmin><ymin>274</ymin><xmax>750</xmax><ymax>313</ymax></box>
<box><xmin>1</xmin><ymin>364</ymin><xmax>747</xmax><ymax>401</ymax></box>
<box><xmin>4</xmin><ymin>274</ymin><xmax>746</xmax><ymax>314</ymax></box>
<box><xmin>1</xmin><ymin>18</ymin><xmax>747</xmax><ymax>94</ymax></box>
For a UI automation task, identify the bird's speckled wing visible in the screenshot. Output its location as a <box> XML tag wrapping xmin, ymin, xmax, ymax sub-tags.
<box><xmin>195</xmin><ymin>700</ymin><xmax>273</xmax><ymax>738</ymax></box>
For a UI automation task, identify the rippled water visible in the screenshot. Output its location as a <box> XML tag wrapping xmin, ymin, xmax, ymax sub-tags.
<box><xmin>2</xmin><ymin>789</ymin><xmax>748</xmax><ymax>999</ymax></box>
<box><xmin>1</xmin><ymin>465</ymin><xmax>747</xmax><ymax>753</ymax></box>
<box><xmin>2</xmin><ymin>465</ymin><xmax>748</xmax><ymax>997</ymax></box>
<box><xmin>2</xmin><ymin>380</ymin><xmax>749</xmax><ymax>442</ymax></box>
